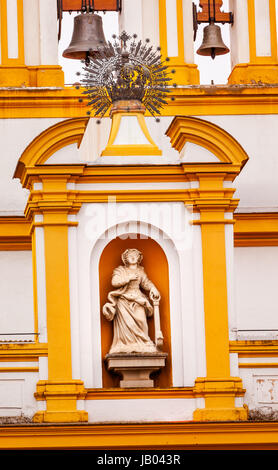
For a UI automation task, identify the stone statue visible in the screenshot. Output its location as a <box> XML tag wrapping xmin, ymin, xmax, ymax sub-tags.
<box><xmin>103</xmin><ymin>248</ymin><xmax>161</xmax><ymax>354</ymax></box>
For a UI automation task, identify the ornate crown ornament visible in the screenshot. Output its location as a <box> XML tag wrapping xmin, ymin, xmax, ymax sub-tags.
<box><xmin>77</xmin><ymin>31</ymin><xmax>174</xmax><ymax>118</ymax></box>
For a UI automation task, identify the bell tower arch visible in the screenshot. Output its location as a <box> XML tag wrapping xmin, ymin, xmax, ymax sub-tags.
<box><xmin>0</xmin><ymin>0</ymin><xmax>64</xmax><ymax>86</ymax></box>
<box><xmin>119</xmin><ymin>0</ymin><xmax>200</xmax><ymax>86</ymax></box>
<box><xmin>229</xmin><ymin>0</ymin><xmax>278</xmax><ymax>84</ymax></box>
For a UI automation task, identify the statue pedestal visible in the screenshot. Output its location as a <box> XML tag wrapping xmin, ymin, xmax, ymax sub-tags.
<box><xmin>105</xmin><ymin>353</ymin><xmax>168</xmax><ymax>388</ymax></box>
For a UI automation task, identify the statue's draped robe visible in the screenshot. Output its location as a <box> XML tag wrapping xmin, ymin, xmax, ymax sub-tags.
<box><xmin>103</xmin><ymin>265</ymin><xmax>157</xmax><ymax>354</ymax></box>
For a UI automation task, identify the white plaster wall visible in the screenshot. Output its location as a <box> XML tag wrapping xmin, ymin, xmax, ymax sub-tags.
<box><xmin>45</xmin><ymin>143</ymin><xmax>80</xmax><ymax>165</ymax></box>
<box><xmin>183</xmin><ymin>0</ymin><xmax>195</xmax><ymax>63</ymax></box>
<box><xmin>0</xmin><ymin>118</ymin><xmax>63</xmax><ymax>215</ymax></box>
<box><xmin>165</xmin><ymin>0</ymin><xmax>179</xmax><ymax>58</ymax></box>
<box><xmin>254</xmin><ymin>0</ymin><xmax>271</xmax><ymax>57</ymax></box>
<box><xmin>23</xmin><ymin>0</ymin><xmax>59</xmax><ymax>66</ymax></box>
<box><xmin>34</xmin><ymin>216</ymin><xmax>47</xmax><ymax>344</ymax></box>
<box><xmin>119</xmin><ymin>0</ymin><xmax>160</xmax><ymax>47</ymax></box>
<box><xmin>0</xmin><ymin>372</ymin><xmax>38</xmax><ymax>417</ymax></box>
<box><xmin>234</xmin><ymin>246</ymin><xmax>278</xmax><ymax>334</ymax></box>
<box><xmin>0</xmin><ymin>251</ymin><xmax>34</xmax><ymax>339</ymax></box>
<box><xmin>23</xmin><ymin>0</ymin><xmax>40</xmax><ymax>65</ymax></box>
<box><xmin>239</xmin><ymin>364</ymin><xmax>278</xmax><ymax>412</ymax></box>
<box><xmin>229</xmin><ymin>0</ymin><xmax>250</xmax><ymax>67</ymax></box>
<box><xmin>82</xmin><ymin>398</ymin><xmax>196</xmax><ymax>423</ymax></box>
<box><xmin>7</xmin><ymin>0</ymin><xmax>19</xmax><ymax>60</ymax></box>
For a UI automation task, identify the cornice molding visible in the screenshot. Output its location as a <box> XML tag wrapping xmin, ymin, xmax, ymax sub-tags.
<box><xmin>166</xmin><ymin>116</ymin><xmax>249</xmax><ymax>168</ymax></box>
<box><xmin>0</xmin><ymin>86</ymin><xmax>278</xmax><ymax>118</ymax></box>
<box><xmin>1</xmin><ymin>421</ymin><xmax>278</xmax><ymax>449</ymax></box>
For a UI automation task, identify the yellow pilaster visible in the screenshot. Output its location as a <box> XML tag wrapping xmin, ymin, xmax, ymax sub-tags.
<box><xmin>229</xmin><ymin>0</ymin><xmax>278</xmax><ymax>84</ymax></box>
<box><xmin>27</xmin><ymin>177</ymin><xmax>87</xmax><ymax>423</ymax></box>
<box><xmin>159</xmin><ymin>0</ymin><xmax>199</xmax><ymax>85</ymax></box>
<box><xmin>192</xmin><ymin>175</ymin><xmax>247</xmax><ymax>421</ymax></box>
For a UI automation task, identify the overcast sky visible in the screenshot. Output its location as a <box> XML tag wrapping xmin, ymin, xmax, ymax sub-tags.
<box><xmin>58</xmin><ymin>2</ymin><xmax>231</xmax><ymax>86</ymax></box>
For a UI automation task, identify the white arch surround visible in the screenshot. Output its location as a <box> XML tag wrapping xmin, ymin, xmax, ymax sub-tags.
<box><xmin>69</xmin><ymin>202</ymin><xmax>207</xmax><ymax>393</ymax></box>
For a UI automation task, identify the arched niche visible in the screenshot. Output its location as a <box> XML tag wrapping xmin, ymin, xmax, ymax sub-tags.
<box><xmin>98</xmin><ymin>235</ymin><xmax>172</xmax><ymax>389</ymax></box>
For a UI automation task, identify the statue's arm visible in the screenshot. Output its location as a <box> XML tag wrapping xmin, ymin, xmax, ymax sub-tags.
<box><xmin>140</xmin><ymin>270</ymin><xmax>161</xmax><ymax>301</ymax></box>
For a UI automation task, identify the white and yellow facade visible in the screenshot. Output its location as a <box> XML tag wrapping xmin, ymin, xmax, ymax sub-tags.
<box><xmin>1</xmin><ymin>0</ymin><xmax>278</xmax><ymax>450</ymax></box>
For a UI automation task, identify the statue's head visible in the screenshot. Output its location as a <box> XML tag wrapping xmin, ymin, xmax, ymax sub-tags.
<box><xmin>122</xmin><ymin>248</ymin><xmax>143</xmax><ymax>266</ymax></box>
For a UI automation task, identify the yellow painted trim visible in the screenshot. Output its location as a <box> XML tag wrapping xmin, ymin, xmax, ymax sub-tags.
<box><xmin>230</xmin><ymin>340</ymin><xmax>278</xmax><ymax>357</ymax></box>
<box><xmin>0</xmin><ymin>236</ymin><xmax>31</xmax><ymax>250</ymax></box>
<box><xmin>228</xmin><ymin>63</ymin><xmax>278</xmax><ymax>85</ymax></box>
<box><xmin>0</xmin><ymin>343</ymin><xmax>48</xmax><ymax>362</ymax></box>
<box><xmin>17</xmin><ymin>0</ymin><xmax>25</xmax><ymax>64</ymax></box>
<box><xmin>0</xmin><ymin>0</ymin><xmax>9</xmax><ymax>65</ymax></box>
<box><xmin>248</xmin><ymin>0</ymin><xmax>256</xmax><ymax>62</ymax></box>
<box><xmin>234</xmin><ymin>232</ymin><xmax>278</xmax><ymax>246</ymax></box>
<box><xmin>3</xmin><ymin>422</ymin><xmax>278</xmax><ymax>450</ymax></box>
<box><xmin>0</xmin><ymin>0</ymin><xmax>64</xmax><ymax>86</ymax></box>
<box><xmin>158</xmin><ymin>0</ymin><xmax>199</xmax><ymax>85</ymax></box>
<box><xmin>27</xmin><ymin>187</ymin><xmax>239</xmax><ymax>206</ymax></box>
<box><xmin>269</xmin><ymin>0</ymin><xmax>278</xmax><ymax>61</ymax></box>
<box><xmin>85</xmin><ymin>387</ymin><xmax>195</xmax><ymax>400</ymax></box>
<box><xmin>160</xmin><ymin>0</ymin><xmax>186</xmax><ymax>64</ymax></box>
<box><xmin>0</xmin><ymin>216</ymin><xmax>31</xmax><ymax>250</ymax></box>
<box><xmin>0</xmin><ymin>367</ymin><xmax>39</xmax><ymax>372</ymax></box>
<box><xmin>22</xmin><ymin>162</ymin><xmax>242</xmax><ymax>184</ymax></box>
<box><xmin>0</xmin><ymin>66</ymin><xmax>64</xmax><ymax>88</ymax></box>
<box><xmin>2</xmin><ymin>86</ymin><xmax>278</xmax><ymax>118</ymax></box>
<box><xmin>239</xmin><ymin>363</ymin><xmax>278</xmax><ymax>368</ymax></box>
<box><xmin>200</xmin><ymin>222</ymin><xmax>230</xmax><ymax>377</ymax></box>
<box><xmin>176</xmin><ymin>0</ymin><xmax>185</xmax><ymax>63</ymax></box>
<box><xmin>229</xmin><ymin>0</ymin><xmax>278</xmax><ymax>84</ymax></box>
<box><xmin>11</xmin><ymin>116</ymin><xmax>267</xmax><ymax>424</ymax></box>
<box><xmin>0</xmin><ymin>0</ymin><xmax>25</xmax><ymax>66</ymax></box>
<box><xmin>166</xmin><ymin>116</ymin><xmax>249</xmax><ymax>167</ymax></box>
<box><xmin>43</xmin><ymin>211</ymin><xmax>73</xmax><ymax>381</ymax></box>
<box><xmin>159</xmin><ymin>0</ymin><xmax>167</xmax><ymax>58</ymax></box>
<box><xmin>249</xmin><ymin>0</ymin><xmax>278</xmax><ymax>62</ymax></box>
<box><xmin>1</xmin><ymin>205</ymin><xmax>277</xmax><ymax>248</ymax></box>
<box><xmin>74</xmin><ymin>189</ymin><xmax>191</xmax><ymax>203</ymax></box>
<box><xmin>234</xmin><ymin>212</ymin><xmax>278</xmax><ymax>246</ymax></box>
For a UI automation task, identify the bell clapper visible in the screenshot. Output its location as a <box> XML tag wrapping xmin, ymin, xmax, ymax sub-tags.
<box><xmin>85</xmin><ymin>51</ymin><xmax>90</xmax><ymax>66</ymax></box>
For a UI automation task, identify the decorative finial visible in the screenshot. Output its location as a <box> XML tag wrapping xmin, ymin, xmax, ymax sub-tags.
<box><xmin>78</xmin><ymin>32</ymin><xmax>173</xmax><ymax>118</ymax></box>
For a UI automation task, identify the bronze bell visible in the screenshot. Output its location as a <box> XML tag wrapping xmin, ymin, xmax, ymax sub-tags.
<box><xmin>63</xmin><ymin>13</ymin><xmax>107</xmax><ymax>61</ymax></box>
<box><xmin>196</xmin><ymin>22</ymin><xmax>229</xmax><ymax>60</ymax></box>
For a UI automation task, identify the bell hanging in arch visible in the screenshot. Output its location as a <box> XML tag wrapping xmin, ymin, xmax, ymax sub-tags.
<box><xmin>196</xmin><ymin>22</ymin><xmax>229</xmax><ymax>60</ymax></box>
<box><xmin>63</xmin><ymin>12</ymin><xmax>108</xmax><ymax>61</ymax></box>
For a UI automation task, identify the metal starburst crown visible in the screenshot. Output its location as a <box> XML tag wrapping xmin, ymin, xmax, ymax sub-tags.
<box><xmin>78</xmin><ymin>31</ymin><xmax>173</xmax><ymax>118</ymax></box>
